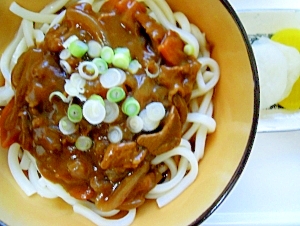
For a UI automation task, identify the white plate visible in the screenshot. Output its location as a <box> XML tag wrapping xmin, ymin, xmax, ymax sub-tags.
<box><xmin>238</xmin><ymin>9</ymin><xmax>300</xmax><ymax>132</ymax></box>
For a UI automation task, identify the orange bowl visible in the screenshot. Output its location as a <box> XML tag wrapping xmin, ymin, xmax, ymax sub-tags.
<box><xmin>0</xmin><ymin>0</ymin><xmax>259</xmax><ymax>225</ymax></box>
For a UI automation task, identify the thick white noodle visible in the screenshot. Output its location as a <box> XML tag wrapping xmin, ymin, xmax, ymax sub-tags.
<box><xmin>150</xmin><ymin>157</ymin><xmax>178</xmax><ymax>190</ymax></box>
<box><xmin>190</xmin><ymin>98</ymin><xmax>201</xmax><ymax>113</ymax></box>
<box><xmin>40</xmin><ymin>0</ymin><xmax>70</xmax><ymax>14</ymax></box>
<box><xmin>183</xmin><ymin>89</ymin><xmax>214</xmax><ymax>140</ymax></box>
<box><xmin>7</xmin><ymin>143</ymin><xmax>36</xmax><ymax>196</ymax></box>
<box><xmin>0</xmin><ymin>26</ymin><xmax>23</xmax><ymax>83</ymax></box>
<box><xmin>73</xmin><ymin>204</ymin><xmax>136</xmax><ymax>226</ymax></box>
<box><xmin>150</xmin><ymin>140</ymin><xmax>199</xmax><ymax>208</ymax></box>
<box><xmin>43</xmin><ymin>178</ymin><xmax>127</xmax><ymax>219</ymax></box>
<box><xmin>0</xmin><ymin>85</ymin><xmax>14</xmax><ymax>106</ymax></box>
<box><xmin>80</xmin><ymin>201</ymin><xmax>120</xmax><ymax>217</ymax></box>
<box><xmin>21</xmin><ymin>19</ymin><xmax>34</xmax><ymax>47</ymax></box>
<box><xmin>28</xmin><ymin>162</ymin><xmax>58</xmax><ymax>199</ymax></box>
<box><xmin>23</xmin><ymin>149</ymin><xmax>37</xmax><ymax>163</ymax></box>
<box><xmin>10</xmin><ymin>2</ymin><xmax>58</xmax><ymax>23</ymax></box>
<box><xmin>163</xmin><ymin>157</ymin><xmax>177</xmax><ymax>179</ymax></box>
<box><xmin>146</xmin><ymin>157</ymin><xmax>188</xmax><ymax>199</ymax></box>
<box><xmin>203</xmin><ymin>71</ymin><xmax>215</xmax><ymax>82</ymax></box>
<box><xmin>49</xmin><ymin>10</ymin><xmax>66</xmax><ymax>29</ymax></box>
<box><xmin>194</xmin><ymin>103</ymin><xmax>214</xmax><ymax>160</ymax></box>
<box><xmin>190</xmin><ymin>24</ymin><xmax>210</xmax><ymax>57</ymax></box>
<box><xmin>173</xmin><ymin>12</ymin><xmax>191</xmax><ymax>33</ymax></box>
<box><xmin>191</xmin><ymin>57</ymin><xmax>220</xmax><ymax>99</ymax></box>
<box><xmin>34</xmin><ymin>29</ymin><xmax>45</xmax><ymax>44</ymax></box>
<box><xmin>40</xmin><ymin>23</ymin><xmax>51</xmax><ymax>34</ymax></box>
<box><xmin>186</xmin><ymin>113</ymin><xmax>216</xmax><ymax>133</ymax></box>
<box><xmin>198</xmin><ymin>89</ymin><xmax>214</xmax><ymax>114</ymax></box>
<box><xmin>43</xmin><ymin>178</ymin><xmax>87</xmax><ymax>206</ymax></box>
<box><xmin>79</xmin><ymin>0</ymin><xmax>95</xmax><ymax>4</ymax></box>
<box><xmin>19</xmin><ymin>149</ymin><xmax>31</xmax><ymax>170</ymax></box>
<box><xmin>152</xmin><ymin>0</ymin><xmax>176</xmax><ymax>25</ymax></box>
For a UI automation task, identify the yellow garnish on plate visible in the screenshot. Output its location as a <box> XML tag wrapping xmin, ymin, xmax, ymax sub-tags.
<box><xmin>272</xmin><ymin>28</ymin><xmax>300</xmax><ymax>110</ymax></box>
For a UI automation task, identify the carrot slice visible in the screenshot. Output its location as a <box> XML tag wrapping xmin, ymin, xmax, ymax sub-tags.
<box><xmin>0</xmin><ymin>98</ymin><xmax>19</xmax><ymax>148</ymax></box>
<box><xmin>158</xmin><ymin>31</ymin><xmax>186</xmax><ymax>66</ymax></box>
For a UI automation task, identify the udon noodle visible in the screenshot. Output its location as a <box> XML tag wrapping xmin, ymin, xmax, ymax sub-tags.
<box><xmin>0</xmin><ymin>0</ymin><xmax>219</xmax><ymax>225</ymax></box>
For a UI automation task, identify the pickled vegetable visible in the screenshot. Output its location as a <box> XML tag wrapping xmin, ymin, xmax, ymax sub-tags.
<box><xmin>272</xmin><ymin>28</ymin><xmax>300</xmax><ymax>109</ymax></box>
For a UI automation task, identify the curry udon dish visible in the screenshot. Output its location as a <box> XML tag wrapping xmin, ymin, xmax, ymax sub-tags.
<box><xmin>0</xmin><ymin>0</ymin><xmax>219</xmax><ymax>225</ymax></box>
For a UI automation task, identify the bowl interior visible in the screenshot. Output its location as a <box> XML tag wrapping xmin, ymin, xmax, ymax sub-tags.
<box><xmin>0</xmin><ymin>0</ymin><xmax>258</xmax><ymax>225</ymax></box>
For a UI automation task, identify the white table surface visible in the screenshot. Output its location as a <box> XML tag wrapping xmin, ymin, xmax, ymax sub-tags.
<box><xmin>203</xmin><ymin>1</ymin><xmax>300</xmax><ymax>225</ymax></box>
<box><xmin>229</xmin><ymin>0</ymin><xmax>300</xmax><ymax>10</ymax></box>
<box><xmin>204</xmin><ymin>131</ymin><xmax>300</xmax><ymax>226</ymax></box>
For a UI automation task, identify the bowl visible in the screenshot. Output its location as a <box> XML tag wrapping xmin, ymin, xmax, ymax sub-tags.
<box><xmin>0</xmin><ymin>0</ymin><xmax>259</xmax><ymax>225</ymax></box>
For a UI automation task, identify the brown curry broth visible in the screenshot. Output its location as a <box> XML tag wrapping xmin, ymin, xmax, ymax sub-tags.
<box><xmin>4</xmin><ymin>0</ymin><xmax>201</xmax><ymax>210</ymax></box>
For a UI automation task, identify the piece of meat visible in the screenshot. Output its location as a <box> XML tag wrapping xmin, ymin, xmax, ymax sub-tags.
<box><xmin>118</xmin><ymin>172</ymin><xmax>156</xmax><ymax>210</ymax></box>
<box><xmin>135</xmin><ymin>11</ymin><xmax>166</xmax><ymax>53</ymax></box>
<box><xmin>158</xmin><ymin>59</ymin><xmax>200</xmax><ymax>101</ymax></box>
<box><xmin>117</xmin><ymin>0</ymin><xmax>147</xmax><ymax>33</ymax></box>
<box><xmin>137</xmin><ymin>105</ymin><xmax>181</xmax><ymax>155</ymax></box>
<box><xmin>96</xmin><ymin>161</ymin><xmax>150</xmax><ymax>211</ymax></box>
<box><xmin>65</xmin><ymin>3</ymin><xmax>105</xmax><ymax>44</ymax></box>
<box><xmin>173</xmin><ymin>93</ymin><xmax>188</xmax><ymax>124</ymax></box>
<box><xmin>100</xmin><ymin>142</ymin><xmax>147</xmax><ymax>169</ymax></box>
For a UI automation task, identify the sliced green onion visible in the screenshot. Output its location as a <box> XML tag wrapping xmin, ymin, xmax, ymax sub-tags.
<box><xmin>49</xmin><ymin>91</ymin><xmax>71</xmax><ymax>103</ymax></box>
<box><xmin>99</xmin><ymin>68</ymin><xmax>125</xmax><ymax>88</ymax></box>
<box><xmin>106</xmin><ymin>87</ymin><xmax>126</xmax><ymax>103</ymax></box>
<box><xmin>75</xmin><ymin>136</ymin><xmax>93</xmax><ymax>151</ymax></box>
<box><xmin>83</xmin><ymin>99</ymin><xmax>106</xmax><ymax>125</ymax></box>
<box><xmin>88</xmin><ymin>94</ymin><xmax>105</xmax><ymax>106</ymax></box>
<box><xmin>145</xmin><ymin>102</ymin><xmax>165</xmax><ymax>121</ymax></box>
<box><xmin>122</xmin><ymin>97</ymin><xmax>140</xmax><ymax>116</ymax></box>
<box><xmin>128</xmin><ymin>59</ymin><xmax>142</xmax><ymax>74</ymax></box>
<box><xmin>126</xmin><ymin>115</ymin><xmax>143</xmax><ymax>133</ymax></box>
<box><xmin>139</xmin><ymin>109</ymin><xmax>160</xmax><ymax>131</ymax></box>
<box><xmin>68</xmin><ymin>104</ymin><xmax>83</xmax><ymax>123</ymax></box>
<box><xmin>112</xmin><ymin>47</ymin><xmax>131</xmax><ymax>70</ymax></box>
<box><xmin>184</xmin><ymin>44</ymin><xmax>194</xmax><ymax>56</ymax></box>
<box><xmin>107</xmin><ymin>126</ymin><xmax>123</xmax><ymax>143</ymax></box>
<box><xmin>63</xmin><ymin>35</ymin><xmax>79</xmax><ymax>48</ymax></box>
<box><xmin>60</xmin><ymin>60</ymin><xmax>72</xmax><ymax>74</ymax></box>
<box><xmin>87</xmin><ymin>40</ymin><xmax>102</xmax><ymax>58</ymax></box>
<box><xmin>65</xmin><ymin>78</ymin><xmax>87</xmax><ymax>101</ymax></box>
<box><xmin>116</xmin><ymin>68</ymin><xmax>126</xmax><ymax>84</ymax></box>
<box><xmin>112</xmin><ymin>54</ymin><xmax>130</xmax><ymax>70</ymax></box>
<box><xmin>59</xmin><ymin>116</ymin><xmax>76</xmax><ymax>135</ymax></box>
<box><xmin>103</xmin><ymin>99</ymin><xmax>119</xmax><ymax>123</ymax></box>
<box><xmin>114</xmin><ymin>47</ymin><xmax>131</xmax><ymax>58</ymax></box>
<box><xmin>78</xmin><ymin>61</ymin><xmax>99</xmax><ymax>80</ymax></box>
<box><xmin>100</xmin><ymin>46</ymin><xmax>114</xmax><ymax>63</ymax></box>
<box><xmin>69</xmin><ymin>40</ymin><xmax>88</xmax><ymax>58</ymax></box>
<box><xmin>59</xmin><ymin>49</ymin><xmax>71</xmax><ymax>60</ymax></box>
<box><xmin>65</xmin><ymin>79</ymin><xmax>79</xmax><ymax>96</ymax></box>
<box><xmin>145</xmin><ymin>63</ymin><xmax>160</xmax><ymax>78</ymax></box>
<box><xmin>92</xmin><ymin>58</ymin><xmax>108</xmax><ymax>74</ymax></box>
<box><xmin>70</xmin><ymin>73</ymin><xmax>86</xmax><ymax>94</ymax></box>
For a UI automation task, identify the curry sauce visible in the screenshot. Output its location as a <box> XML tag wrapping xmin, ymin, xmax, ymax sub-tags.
<box><xmin>0</xmin><ymin>0</ymin><xmax>200</xmax><ymax>211</ymax></box>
